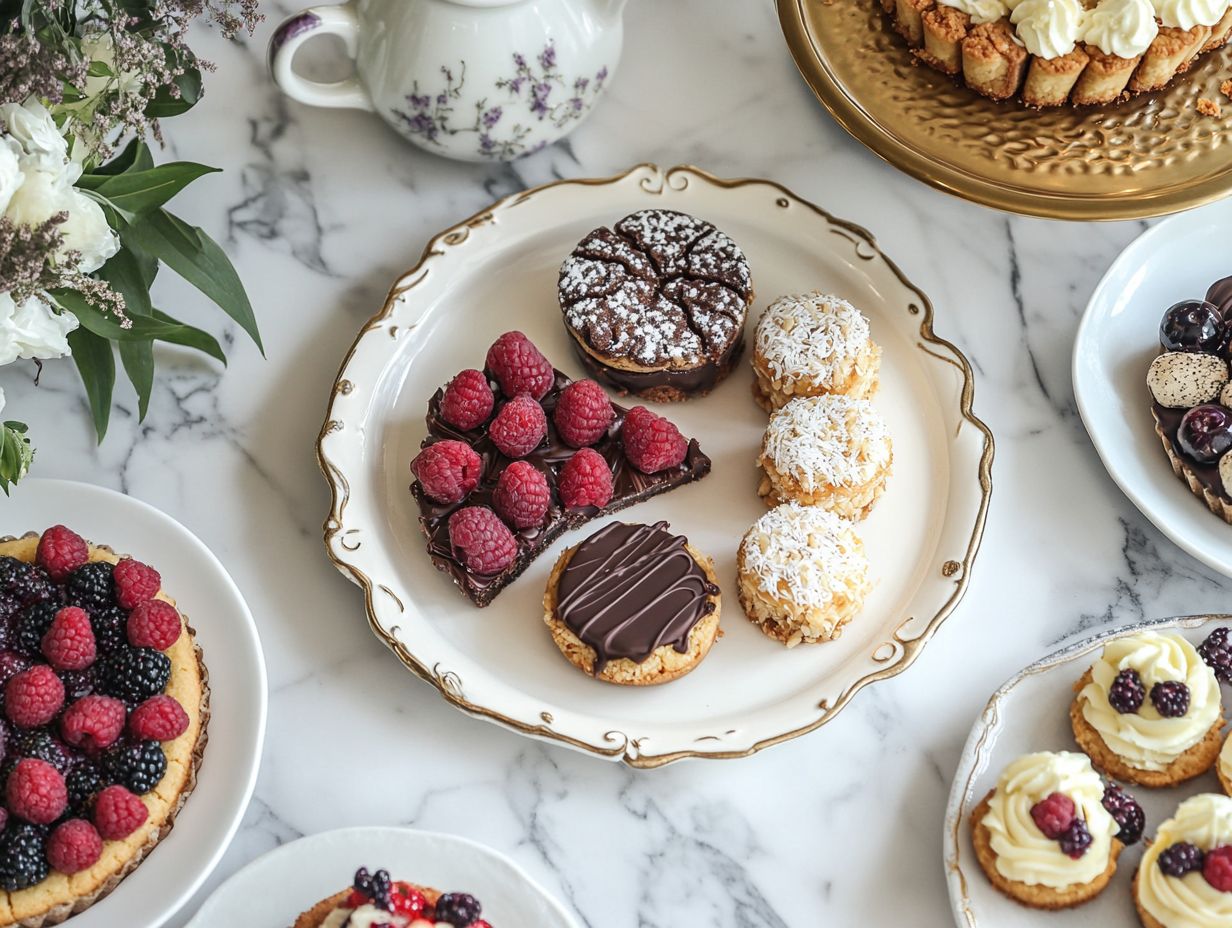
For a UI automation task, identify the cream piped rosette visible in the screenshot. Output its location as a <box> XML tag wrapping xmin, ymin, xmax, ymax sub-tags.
<box><xmin>1152</xmin><ymin>0</ymin><xmax>1229</xmax><ymax>29</ymax></box>
<box><xmin>1009</xmin><ymin>0</ymin><xmax>1086</xmax><ymax>57</ymax></box>
<box><xmin>1082</xmin><ymin>0</ymin><xmax>1159</xmax><ymax>59</ymax></box>
<box><xmin>1138</xmin><ymin>795</ymin><xmax>1232</xmax><ymax>928</ymax></box>
<box><xmin>1078</xmin><ymin>632</ymin><xmax>1221</xmax><ymax>772</ymax></box>
<box><xmin>943</xmin><ymin>0</ymin><xmax>1012</xmax><ymax>22</ymax></box>
<box><xmin>982</xmin><ymin>751</ymin><xmax>1119</xmax><ymax>888</ymax></box>
<box><xmin>1220</xmin><ymin>733</ymin><xmax>1232</xmax><ymax>795</ymax></box>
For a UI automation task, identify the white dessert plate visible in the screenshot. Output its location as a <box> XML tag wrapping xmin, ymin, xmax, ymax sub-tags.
<box><xmin>943</xmin><ymin>614</ymin><xmax>1232</xmax><ymax>928</ymax></box>
<box><xmin>184</xmin><ymin>826</ymin><xmax>576</xmax><ymax>927</ymax></box>
<box><xmin>2</xmin><ymin>478</ymin><xmax>267</xmax><ymax>928</ymax></box>
<box><xmin>1074</xmin><ymin>200</ymin><xmax>1232</xmax><ymax>579</ymax></box>
<box><xmin>318</xmin><ymin>163</ymin><xmax>994</xmax><ymax>767</ymax></box>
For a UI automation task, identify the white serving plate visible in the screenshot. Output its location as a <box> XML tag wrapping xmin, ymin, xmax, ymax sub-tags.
<box><xmin>318</xmin><ymin>164</ymin><xmax>994</xmax><ymax>767</ymax></box>
<box><xmin>943</xmin><ymin>614</ymin><xmax>1232</xmax><ymax>928</ymax></box>
<box><xmin>185</xmin><ymin>826</ymin><xmax>576</xmax><ymax>927</ymax></box>
<box><xmin>2</xmin><ymin>478</ymin><xmax>267</xmax><ymax>928</ymax></box>
<box><xmin>1074</xmin><ymin>199</ymin><xmax>1232</xmax><ymax>579</ymax></box>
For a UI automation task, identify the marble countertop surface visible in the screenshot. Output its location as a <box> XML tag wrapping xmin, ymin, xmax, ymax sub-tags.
<box><xmin>6</xmin><ymin>1</ymin><xmax>1231</xmax><ymax>925</ymax></box>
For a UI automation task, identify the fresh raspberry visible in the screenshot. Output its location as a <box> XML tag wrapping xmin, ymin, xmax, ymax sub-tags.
<box><xmin>112</xmin><ymin>558</ymin><xmax>161</xmax><ymax>610</ymax></box>
<box><xmin>60</xmin><ymin>695</ymin><xmax>126</xmax><ymax>752</ymax></box>
<box><xmin>440</xmin><ymin>369</ymin><xmax>495</xmax><ymax>431</ymax></box>
<box><xmin>1205</xmin><ymin>846</ymin><xmax>1232</xmax><ymax>892</ymax></box>
<box><xmin>558</xmin><ymin>449</ymin><xmax>613</xmax><ymax>509</ymax></box>
<box><xmin>128</xmin><ymin>695</ymin><xmax>189</xmax><ymax>742</ymax></box>
<box><xmin>0</xmin><ymin>807</ymin><xmax>8</xmax><ymax>832</ymax></box>
<box><xmin>621</xmin><ymin>406</ymin><xmax>688</xmax><ymax>474</ymax></box>
<box><xmin>46</xmin><ymin>819</ymin><xmax>102</xmax><ymax>874</ymax></box>
<box><xmin>448</xmin><ymin>507</ymin><xmax>517</xmax><ymax>575</ymax></box>
<box><xmin>489</xmin><ymin>395</ymin><xmax>547</xmax><ymax>458</ymax></box>
<box><xmin>492</xmin><ymin>461</ymin><xmax>550</xmax><ymax>529</ymax></box>
<box><xmin>1030</xmin><ymin>792</ymin><xmax>1076</xmax><ymax>839</ymax></box>
<box><xmin>412</xmin><ymin>440</ymin><xmax>483</xmax><ymax>505</ymax></box>
<box><xmin>5</xmin><ymin>664</ymin><xmax>65</xmax><ymax>728</ymax></box>
<box><xmin>345</xmin><ymin>890</ymin><xmax>369</xmax><ymax>909</ymax></box>
<box><xmin>126</xmin><ymin>600</ymin><xmax>181</xmax><ymax>651</ymax></box>
<box><xmin>390</xmin><ymin>882</ymin><xmax>430</xmax><ymax>919</ymax></box>
<box><xmin>93</xmin><ymin>784</ymin><xmax>147</xmax><ymax>840</ymax></box>
<box><xmin>6</xmin><ymin>758</ymin><xmax>66</xmax><ymax>824</ymax></box>
<box><xmin>35</xmin><ymin>526</ymin><xmax>88</xmax><ymax>583</ymax></box>
<box><xmin>472</xmin><ymin>922</ymin><xmax>493</xmax><ymax>928</ymax></box>
<box><xmin>41</xmin><ymin>606</ymin><xmax>95</xmax><ymax>671</ymax></box>
<box><xmin>485</xmin><ymin>331</ymin><xmax>554</xmax><ymax>399</ymax></box>
<box><xmin>554</xmin><ymin>379</ymin><xmax>615</xmax><ymax>448</ymax></box>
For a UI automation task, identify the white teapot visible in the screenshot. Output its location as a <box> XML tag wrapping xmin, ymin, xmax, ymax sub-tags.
<box><xmin>269</xmin><ymin>0</ymin><xmax>625</xmax><ymax>162</ymax></box>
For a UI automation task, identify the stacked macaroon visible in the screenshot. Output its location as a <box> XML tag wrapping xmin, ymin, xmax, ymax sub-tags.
<box><xmin>887</xmin><ymin>0</ymin><xmax>1232</xmax><ymax>105</ymax></box>
<box><xmin>737</xmin><ymin>293</ymin><xmax>891</xmax><ymax>648</ymax></box>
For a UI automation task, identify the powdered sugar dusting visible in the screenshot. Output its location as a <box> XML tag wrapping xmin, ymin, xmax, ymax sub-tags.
<box><xmin>755</xmin><ymin>292</ymin><xmax>872</xmax><ymax>384</ymax></box>
<box><xmin>740</xmin><ymin>502</ymin><xmax>868</xmax><ymax>609</ymax></box>
<box><xmin>762</xmin><ymin>394</ymin><xmax>891</xmax><ymax>490</ymax></box>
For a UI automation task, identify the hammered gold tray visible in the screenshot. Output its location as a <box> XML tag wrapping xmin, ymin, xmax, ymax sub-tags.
<box><xmin>778</xmin><ymin>0</ymin><xmax>1232</xmax><ymax>219</ymax></box>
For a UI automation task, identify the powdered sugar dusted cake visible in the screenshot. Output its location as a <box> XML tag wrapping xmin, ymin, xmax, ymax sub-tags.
<box><xmin>558</xmin><ymin>209</ymin><xmax>752</xmax><ymax>403</ymax></box>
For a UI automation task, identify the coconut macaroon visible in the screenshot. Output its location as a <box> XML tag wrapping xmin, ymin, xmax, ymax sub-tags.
<box><xmin>756</xmin><ymin>394</ymin><xmax>893</xmax><ymax>520</ymax></box>
<box><xmin>751</xmin><ymin>292</ymin><xmax>882</xmax><ymax>412</ymax></box>
<box><xmin>1134</xmin><ymin>794</ymin><xmax>1232</xmax><ymax>928</ymax></box>
<box><xmin>736</xmin><ymin>502</ymin><xmax>871</xmax><ymax>647</ymax></box>
<box><xmin>1147</xmin><ymin>352</ymin><xmax>1229</xmax><ymax>408</ymax></box>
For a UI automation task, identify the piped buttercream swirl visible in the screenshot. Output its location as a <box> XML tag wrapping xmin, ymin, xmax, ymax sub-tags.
<box><xmin>1082</xmin><ymin>0</ymin><xmax>1160</xmax><ymax>56</ymax></box>
<box><xmin>1010</xmin><ymin>0</ymin><xmax>1086</xmax><ymax>57</ymax></box>
<box><xmin>1153</xmin><ymin>0</ymin><xmax>1230</xmax><ymax>29</ymax></box>
<box><xmin>1138</xmin><ymin>794</ymin><xmax>1232</xmax><ymax>928</ymax></box>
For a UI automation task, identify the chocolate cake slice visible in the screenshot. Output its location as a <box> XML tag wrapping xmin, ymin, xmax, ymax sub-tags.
<box><xmin>412</xmin><ymin>369</ymin><xmax>711</xmax><ymax>607</ymax></box>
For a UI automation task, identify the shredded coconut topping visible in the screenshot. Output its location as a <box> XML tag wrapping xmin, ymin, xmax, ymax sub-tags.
<box><xmin>740</xmin><ymin>503</ymin><xmax>868</xmax><ymax>609</ymax></box>
<box><xmin>762</xmin><ymin>395</ymin><xmax>891</xmax><ymax>491</ymax></box>
<box><xmin>755</xmin><ymin>292</ymin><xmax>872</xmax><ymax>384</ymax></box>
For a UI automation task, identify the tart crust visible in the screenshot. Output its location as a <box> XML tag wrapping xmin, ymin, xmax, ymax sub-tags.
<box><xmin>1133</xmin><ymin>871</ymin><xmax>1168</xmax><ymax>928</ymax></box>
<box><xmin>1152</xmin><ymin>414</ymin><xmax>1232</xmax><ymax>524</ymax></box>
<box><xmin>0</xmin><ymin>533</ymin><xmax>209</xmax><ymax>928</ymax></box>
<box><xmin>293</xmin><ymin>885</ymin><xmax>443</xmax><ymax>928</ymax></box>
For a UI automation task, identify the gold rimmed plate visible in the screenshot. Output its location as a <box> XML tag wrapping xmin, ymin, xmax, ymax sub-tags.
<box><xmin>317</xmin><ymin>164</ymin><xmax>994</xmax><ymax>767</ymax></box>
<box><xmin>779</xmin><ymin>0</ymin><xmax>1232</xmax><ymax>219</ymax></box>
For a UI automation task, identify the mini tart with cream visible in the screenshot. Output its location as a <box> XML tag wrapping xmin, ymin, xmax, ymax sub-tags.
<box><xmin>1134</xmin><ymin>795</ymin><xmax>1232</xmax><ymax>928</ymax></box>
<box><xmin>1220</xmin><ymin>732</ymin><xmax>1232</xmax><ymax>796</ymax></box>
<box><xmin>1071</xmin><ymin>631</ymin><xmax>1224</xmax><ymax>787</ymax></box>
<box><xmin>294</xmin><ymin>866</ymin><xmax>491</xmax><ymax>928</ymax></box>
<box><xmin>750</xmin><ymin>292</ymin><xmax>882</xmax><ymax>412</ymax></box>
<box><xmin>542</xmin><ymin>521</ymin><xmax>721</xmax><ymax>686</ymax></box>
<box><xmin>1148</xmin><ymin>279</ymin><xmax>1232</xmax><ymax>525</ymax></box>
<box><xmin>971</xmin><ymin>751</ymin><xmax>1133</xmax><ymax>909</ymax></box>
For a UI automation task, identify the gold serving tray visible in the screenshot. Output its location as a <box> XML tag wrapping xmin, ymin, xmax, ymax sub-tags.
<box><xmin>778</xmin><ymin>0</ymin><xmax>1232</xmax><ymax>219</ymax></box>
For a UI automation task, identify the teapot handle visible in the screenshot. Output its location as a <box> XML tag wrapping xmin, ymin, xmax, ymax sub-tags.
<box><xmin>268</xmin><ymin>4</ymin><xmax>374</xmax><ymax>111</ymax></box>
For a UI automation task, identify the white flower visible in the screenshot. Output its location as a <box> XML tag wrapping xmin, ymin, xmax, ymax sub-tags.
<box><xmin>0</xmin><ymin>293</ymin><xmax>77</xmax><ymax>366</ymax></box>
<box><xmin>0</xmin><ymin>100</ymin><xmax>69</xmax><ymax>175</ymax></box>
<box><xmin>0</xmin><ymin>141</ymin><xmax>23</xmax><ymax>216</ymax></box>
<box><xmin>4</xmin><ymin>170</ymin><xmax>120</xmax><ymax>274</ymax></box>
<box><xmin>81</xmin><ymin>33</ymin><xmax>144</xmax><ymax>99</ymax></box>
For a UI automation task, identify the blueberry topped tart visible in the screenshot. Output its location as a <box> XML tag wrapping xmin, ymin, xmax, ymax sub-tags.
<box><xmin>0</xmin><ymin>526</ymin><xmax>207</xmax><ymax>927</ymax></box>
<box><xmin>293</xmin><ymin>866</ymin><xmax>492</xmax><ymax>928</ymax></box>
<box><xmin>1147</xmin><ymin>276</ymin><xmax>1232</xmax><ymax>523</ymax></box>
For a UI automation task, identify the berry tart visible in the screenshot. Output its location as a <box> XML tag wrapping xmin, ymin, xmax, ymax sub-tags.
<box><xmin>294</xmin><ymin>866</ymin><xmax>491</xmax><ymax>928</ymax></box>
<box><xmin>410</xmin><ymin>332</ymin><xmax>711</xmax><ymax>607</ymax></box>
<box><xmin>972</xmin><ymin>751</ymin><xmax>1141</xmax><ymax>909</ymax></box>
<box><xmin>1134</xmin><ymin>794</ymin><xmax>1232</xmax><ymax>928</ymax></box>
<box><xmin>736</xmin><ymin>502</ymin><xmax>871</xmax><ymax>647</ymax></box>
<box><xmin>1071</xmin><ymin>631</ymin><xmax>1224</xmax><ymax>787</ymax></box>
<box><xmin>0</xmin><ymin>526</ymin><xmax>207</xmax><ymax>927</ymax></box>
<box><xmin>557</xmin><ymin>209</ymin><xmax>752</xmax><ymax>402</ymax></box>
<box><xmin>751</xmin><ymin>292</ymin><xmax>882</xmax><ymax>413</ymax></box>
<box><xmin>541</xmin><ymin>521</ymin><xmax>721</xmax><ymax>685</ymax></box>
<box><xmin>756</xmin><ymin>394</ymin><xmax>893</xmax><ymax>519</ymax></box>
<box><xmin>1148</xmin><ymin>281</ymin><xmax>1232</xmax><ymax>524</ymax></box>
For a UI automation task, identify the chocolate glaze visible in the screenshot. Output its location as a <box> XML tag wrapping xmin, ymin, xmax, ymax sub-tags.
<box><xmin>411</xmin><ymin>369</ymin><xmax>712</xmax><ymax>607</ymax></box>
<box><xmin>570</xmin><ymin>335</ymin><xmax>745</xmax><ymax>399</ymax></box>
<box><xmin>556</xmin><ymin>521</ymin><xmax>718</xmax><ymax>675</ymax></box>
<box><xmin>1207</xmin><ymin>276</ymin><xmax>1232</xmax><ymax>318</ymax></box>
<box><xmin>1152</xmin><ymin>403</ymin><xmax>1228</xmax><ymax>499</ymax></box>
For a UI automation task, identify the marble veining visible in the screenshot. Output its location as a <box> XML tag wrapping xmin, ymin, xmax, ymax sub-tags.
<box><xmin>2</xmin><ymin>1</ymin><xmax>1231</xmax><ymax>926</ymax></box>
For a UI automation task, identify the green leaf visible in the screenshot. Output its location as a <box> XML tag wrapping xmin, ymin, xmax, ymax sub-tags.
<box><xmin>149</xmin><ymin>308</ymin><xmax>227</xmax><ymax>364</ymax></box>
<box><xmin>117</xmin><ymin>341</ymin><xmax>154</xmax><ymax>421</ymax></box>
<box><xmin>85</xmin><ymin>139</ymin><xmax>156</xmax><ymax>180</ymax></box>
<box><xmin>0</xmin><ymin>421</ymin><xmax>33</xmax><ymax>496</ymax></box>
<box><xmin>86</xmin><ymin>60</ymin><xmax>113</xmax><ymax>78</ymax></box>
<box><xmin>121</xmin><ymin>209</ymin><xmax>263</xmax><ymax>354</ymax></box>
<box><xmin>86</xmin><ymin>163</ymin><xmax>219</xmax><ymax>217</ymax></box>
<box><xmin>145</xmin><ymin>57</ymin><xmax>202</xmax><ymax>118</ymax></box>
<box><xmin>51</xmin><ymin>288</ymin><xmax>226</xmax><ymax>363</ymax></box>
<box><xmin>100</xmin><ymin>250</ymin><xmax>155</xmax><ymax>421</ymax></box>
<box><xmin>68</xmin><ymin>328</ymin><xmax>115</xmax><ymax>442</ymax></box>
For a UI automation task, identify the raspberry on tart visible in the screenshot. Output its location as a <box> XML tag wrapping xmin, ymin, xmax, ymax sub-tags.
<box><xmin>292</xmin><ymin>866</ymin><xmax>493</xmax><ymax>928</ymax></box>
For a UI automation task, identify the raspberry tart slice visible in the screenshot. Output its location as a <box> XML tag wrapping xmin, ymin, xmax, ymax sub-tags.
<box><xmin>294</xmin><ymin>866</ymin><xmax>491</xmax><ymax>927</ymax></box>
<box><xmin>0</xmin><ymin>527</ymin><xmax>207</xmax><ymax>926</ymax></box>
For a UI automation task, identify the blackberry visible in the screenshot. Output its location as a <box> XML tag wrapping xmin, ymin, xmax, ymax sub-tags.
<box><xmin>12</xmin><ymin>602</ymin><xmax>58</xmax><ymax>657</ymax></box>
<box><xmin>58</xmin><ymin>668</ymin><xmax>95</xmax><ymax>702</ymax></box>
<box><xmin>88</xmin><ymin>605</ymin><xmax>128</xmax><ymax>655</ymax></box>
<box><xmin>96</xmin><ymin>648</ymin><xmax>169</xmax><ymax>704</ymax></box>
<box><xmin>1101</xmin><ymin>783</ymin><xmax>1145</xmax><ymax>846</ymax></box>
<box><xmin>1199</xmin><ymin>627</ymin><xmax>1232</xmax><ymax>683</ymax></box>
<box><xmin>0</xmin><ymin>593</ymin><xmax>19</xmax><ymax>627</ymax></box>
<box><xmin>7</xmin><ymin>730</ymin><xmax>72</xmax><ymax>776</ymax></box>
<box><xmin>1108</xmin><ymin>668</ymin><xmax>1146</xmax><ymax>714</ymax></box>
<box><xmin>0</xmin><ymin>560</ymin><xmax>58</xmax><ymax>607</ymax></box>
<box><xmin>65</xmin><ymin>763</ymin><xmax>104</xmax><ymax>817</ymax></box>
<box><xmin>353</xmin><ymin>867</ymin><xmax>393</xmax><ymax>910</ymax></box>
<box><xmin>0</xmin><ymin>823</ymin><xmax>47</xmax><ymax>891</ymax></box>
<box><xmin>1159</xmin><ymin>841</ymin><xmax>1205</xmax><ymax>876</ymax></box>
<box><xmin>1151</xmin><ymin>681</ymin><xmax>1191</xmax><ymax>718</ymax></box>
<box><xmin>65</xmin><ymin>562</ymin><xmax>114</xmax><ymax>613</ymax></box>
<box><xmin>1059</xmin><ymin>819</ymin><xmax>1092</xmax><ymax>859</ymax></box>
<box><xmin>102</xmin><ymin>740</ymin><xmax>166</xmax><ymax>795</ymax></box>
<box><xmin>433</xmin><ymin>892</ymin><xmax>483</xmax><ymax>927</ymax></box>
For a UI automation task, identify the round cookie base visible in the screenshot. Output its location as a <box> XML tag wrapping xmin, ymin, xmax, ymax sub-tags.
<box><xmin>0</xmin><ymin>533</ymin><xmax>209</xmax><ymax>928</ymax></box>
<box><xmin>1153</xmin><ymin>415</ymin><xmax>1232</xmax><ymax>525</ymax></box>
<box><xmin>294</xmin><ymin>885</ymin><xmax>443</xmax><ymax>928</ymax></box>
<box><xmin>568</xmin><ymin>330</ymin><xmax>745</xmax><ymax>404</ymax></box>
<box><xmin>756</xmin><ymin>455</ymin><xmax>892</xmax><ymax>521</ymax></box>
<box><xmin>1069</xmin><ymin>673</ymin><xmax>1224</xmax><ymax>788</ymax></box>
<box><xmin>542</xmin><ymin>540</ymin><xmax>722</xmax><ymax>686</ymax></box>
<box><xmin>1219</xmin><ymin>763</ymin><xmax>1232</xmax><ymax>796</ymax></box>
<box><xmin>751</xmin><ymin>341</ymin><xmax>882</xmax><ymax>413</ymax></box>
<box><xmin>970</xmin><ymin>791</ymin><xmax>1122</xmax><ymax>910</ymax></box>
<box><xmin>1132</xmin><ymin>872</ymin><xmax>1168</xmax><ymax>928</ymax></box>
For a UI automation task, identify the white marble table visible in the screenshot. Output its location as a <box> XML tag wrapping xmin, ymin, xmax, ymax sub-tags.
<box><xmin>6</xmin><ymin>1</ymin><xmax>1230</xmax><ymax>925</ymax></box>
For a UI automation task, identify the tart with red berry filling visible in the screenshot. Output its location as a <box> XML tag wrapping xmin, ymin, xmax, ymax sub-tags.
<box><xmin>1134</xmin><ymin>794</ymin><xmax>1232</xmax><ymax>928</ymax></box>
<box><xmin>294</xmin><ymin>866</ymin><xmax>491</xmax><ymax>928</ymax></box>
<box><xmin>0</xmin><ymin>527</ymin><xmax>207</xmax><ymax>927</ymax></box>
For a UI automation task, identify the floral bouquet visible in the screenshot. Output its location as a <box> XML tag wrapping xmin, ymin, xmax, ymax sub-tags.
<box><xmin>0</xmin><ymin>0</ymin><xmax>262</xmax><ymax>492</ymax></box>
